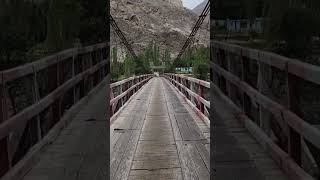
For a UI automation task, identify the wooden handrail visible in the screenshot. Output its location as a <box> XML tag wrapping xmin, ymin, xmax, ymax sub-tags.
<box><xmin>212</xmin><ymin>63</ymin><xmax>320</xmax><ymax>149</ymax></box>
<box><xmin>211</xmin><ymin>40</ymin><xmax>320</xmax><ymax>179</ymax></box>
<box><xmin>0</xmin><ymin>43</ymin><xmax>106</xmax><ymax>83</ymax></box>
<box><xmin>164</xmin><ymin>74</ymin><xmax>210</xmax><ymax>125</ymax></box>
<box><xmin>166</xmin><ymin>73</ymin><xmax>210</xmax><ymax>88</ymax></box>
<box><xmin>110</xmin><ymin>74</ymin><xmax>154</xmax><ymax>119</ymax></box>
<box><xmin>0</xmin><ymin>60</ymin><xmax>108</xmax><ymax>140</ymax></box>
<box><xmin>212</xmin><ymin>40</ymin><xmax>320</xmax><ymax>85</ymax></box>
<box><xmin>0</xmin><ymin>42</ymin><xmax>108</xmax><ymax>178</ymax></box>
<box><xmin>110</xmin><ymin>74</ymin><xmax>150</xmax><ymax>88</ymax></box>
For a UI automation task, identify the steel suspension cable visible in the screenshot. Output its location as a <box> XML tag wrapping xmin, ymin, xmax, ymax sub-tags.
<box><xmin>175</xmin><ymin>0</ymin><xmax>210</xmax><ymax>61</ymax></box>
<box><xmin>110</xmin><ymin>15</ymin><xmax>138</xmax><ymax>60</ymax></box>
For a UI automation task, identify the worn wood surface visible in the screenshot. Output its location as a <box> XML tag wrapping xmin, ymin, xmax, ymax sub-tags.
<box><xmin>21</xmin><ymin>82</ymin><xmax>108</xmax><ymax>180</ymax></box>
<box><xmin>16</xmin><ymin>76</ymin><xmax>292</xmax><ymax>180</ymax></box>
<box><xmin>111</xmin><ymin>77</ymin><xmax>210</xmax><ymax>180</ymax></box>
<box><xmin>211</xmin><ymin>85</ymin><xmax>289</xmax><ymax>180</ymax></box>
<box><xmin>212</xmin><ymin>63</ymin><xmax>320</xmax><ymax>150</ymax></box>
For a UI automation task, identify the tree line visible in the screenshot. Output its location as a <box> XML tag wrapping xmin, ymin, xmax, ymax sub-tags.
<box><xmin>111</xmin><ymin>40</ymin><xmax>163</xmax><ymax>81</ymax></box>
<box><xmin>111</xmin><ymin>40</ymin><xmax>209</xmax><ymax>81</ymax></box>
<box><xmin>174</xmin><ymin>46</ymin><xmax>209</xmax><ymax>80</ymax></box>
<box><xmin>0</xmin><ymin>0</ymin><xmax>107</xmax><ymax>70</ymax></box>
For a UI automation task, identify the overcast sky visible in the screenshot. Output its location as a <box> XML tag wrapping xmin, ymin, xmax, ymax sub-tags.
<box><xmin>182</xmin><ymin>0</ymin><xmax>204</xmax><ymax>9</ymax></box>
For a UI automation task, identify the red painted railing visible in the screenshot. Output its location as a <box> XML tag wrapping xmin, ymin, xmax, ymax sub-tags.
<box><xmin>110</xmin><ymin>74</ymin><xmax>154</xmax><ymax>122</ymax></box>
<box><xmin>164</xmin><ymin>74</ymin><xmax>210</xmax><ymax>126</ymax></box>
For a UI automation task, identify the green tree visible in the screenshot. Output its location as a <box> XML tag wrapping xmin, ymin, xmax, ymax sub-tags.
<box><xmin>111</xmin><ymin>47</ymin><xmax>120</xmax><ymax>80</ymax></box>
<box><xmin>163</xmin><ymin>48</ymin><xmax>174</xmax><ymax>72</ymax></box>
<box><xmin>123</xmin><ymin>55</ymin><xmax>136</xmax><ymax>77</ymax></box>
<box><xmin>192</xmin><ymin>47</ymin><xmax>209</xmax><ymax>80</ymax></box>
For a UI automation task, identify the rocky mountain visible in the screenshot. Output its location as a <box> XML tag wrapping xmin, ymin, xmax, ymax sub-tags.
<box><xmin>110</xmin><ymin>0</ymin><xmax>209</xmax><ymax>62</ymax></box>
<box><xmin>192</xmin><ymin>0</ymin><xmax>209</xmax><ymax>23</ymax></box>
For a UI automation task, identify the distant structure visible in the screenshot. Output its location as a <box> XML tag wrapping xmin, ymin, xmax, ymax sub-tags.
<box><xmin>175</xmin><ymin>67</ymin><xmax>192</xmax><ymax>73</ymax></box>
<box><xmin>212</xmin><ymin>18</ymin><xmax>264</xmax><ymax>33</ymax></box>
<box><xmin>212</xmin><ymin>0</ymin><xmax>265</xmax><ymax>33</ymax></box>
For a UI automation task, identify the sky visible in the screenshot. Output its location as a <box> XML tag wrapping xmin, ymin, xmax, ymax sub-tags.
<box><xmin>182</xmin><ymin>0</ymin><xmax>204</xmax><ymax>9</ymax></box>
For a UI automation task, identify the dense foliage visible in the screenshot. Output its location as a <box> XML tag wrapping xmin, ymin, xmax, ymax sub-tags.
<box><xmin>174</xmin><ymin>46</ymin><xmax>209</xmax><ymax>80</ymax></box>
<box><xmin>0</xmin><ymin>0</ymin><xmax>107</xmax><ymax>70</ymax></box>
<box><xmin>111</xmin><ymin>40</ymin><xmax>209</xmax><ymax>81</ymax></box>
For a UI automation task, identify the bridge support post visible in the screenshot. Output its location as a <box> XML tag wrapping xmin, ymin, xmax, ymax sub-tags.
<box><xmin>226</xmin><ymin>51</ymin><xmax>232</xmax><ymax>98</ymax></box>
<box><xmin>32</xmin><ymin>67</ymin><xmax>42</xmax><ymax>141</ymax></box>
<box><xmin>240</xmin><ymin>51</ymin><xmax>246</xmax><ymax>112</ymax></box>
<box><xmin>257</xmin><ymin>61</ymin><xmax>271</xmax><ymax>136</ymax></box>
<box><xmin>72</xmin><ymin>49</ymin><xmax>77</xmax><ymax>105</ymax></box>
<box><xmin>218</xmin><ymin>49</ymin><xmax>227</xmax><ymax>95</ymax></box>
<box><xmin>120</xmin><ymin>83</ymin><xmax>123</xmax><ymax>106</ymax></box>
<box><xmin>0</xmin><ymin>73</ymin><xmax>9</xmax><ymax>177</ymax></box>
<box><xmin>287</xmin><ymin>72</ymin><xmax>301</xmax><ymax>165</ymax></box>
<box><xmin>199</xmin><ymin>84</ymin><xmax>204</xmax><ymax>114</ymax></box>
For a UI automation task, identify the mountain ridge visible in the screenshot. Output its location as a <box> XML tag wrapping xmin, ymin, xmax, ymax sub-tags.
<box><xmin>110</xmin><ymin>0</ymin><xmax>209</xmax><ymax>62</ymax></box>
<box><xmin>192</xmin><ymin>0</ymin><xmax>209</xmax><ymax>23</ymax></box>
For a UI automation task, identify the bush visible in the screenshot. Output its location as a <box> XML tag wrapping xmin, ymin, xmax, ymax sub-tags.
<box><xmin>193</xmin><ymin>61</ymin><xmax>209</xmax><ymax>80</ymax></box>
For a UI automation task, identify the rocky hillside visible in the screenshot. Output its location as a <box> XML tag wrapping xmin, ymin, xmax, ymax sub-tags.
<box><xmin>192</xmin><ymin>0</ymin><xmax>209</xmax><ymax>23</ymax></box>
<box><xmin>110</xmin><ymin>0</ymin><xmax>209</xmax><ymax>62</ymax></box>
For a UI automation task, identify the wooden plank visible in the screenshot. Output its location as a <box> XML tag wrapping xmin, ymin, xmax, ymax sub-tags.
<box><xmin>211</xmin><ymin>82</ymin><xmax>313</xmax><ymax>180</ymax></box>
<box><xmin>187</xmin><ymin>143</ymin><xmax>210</xmax><ymax>179</ymax></box>
<box><xmin>164</xmin><ymin>101</ymin><xmax>183</xmax><ymax>141</ymax></box>
<box><xmin>196</xmin><ymin>143</ymin><xmax>210</xmax><ymax>171</ymax></box>
<box><xmin>110</xmin><ymin>131</ymin><xmax>132</xmax><ymax>179</ymax></box>
<box><xmin>129</xmin><ymin>168</ymin><xmax>183</xmax><ymax>180</ymax></box>
<box><xmin>176</xmin><ymin>141</ymin><xmax>201</xmax><ymax>180</ymax></box>
<box><xmin>175</xmin><ymin>113</ymin><xmax>203</xmax><ymax>141</ymax></box>
<box><xmin>175</xmin><ymin>114</ymin><xmax>195</xmax><ymax>141</ymax></box>
<box><xmin>113</xmin><ymin>130</ymin><xmax>140</xmax><ymax>180</ymax></box>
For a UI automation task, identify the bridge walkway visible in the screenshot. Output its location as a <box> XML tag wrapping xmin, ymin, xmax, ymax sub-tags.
<box><xmin>21</xmin><ymin>81</ymin><xmax>108</xmax><ymax>180</ymax></box>
<box><xmin>212</xmin><ymin>87</ymin><xmax>289</xmax><ymax>180</ymax></box>
<box><xmin>18</xmin><ymin>77</ymin><xmax>290</xmax><ymax>180</ymax></box>
<box><xmin>111</xmin><ymin>77</ymin><xmax>210</xmax><ymax>180</ymax></box>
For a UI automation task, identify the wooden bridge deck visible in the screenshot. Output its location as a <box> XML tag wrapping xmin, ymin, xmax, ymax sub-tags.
<box><xmin>111</xmin><ymin>77</ymin><xmax>210</xmax><ymax>180</ymax></box>
<box><xmin>21</xmin><ymin>81</ymin><xmax>109</xmax><ymax>180</ymax></box>
<box><xmin>212</xmin><ymin>89</ymin><xmax>289</xmax><ymax>180</ymax></box>
<box><xmin>17</xmin><ymin>77</ymin><xmax>290</xmax><ymax>180</ymax></box>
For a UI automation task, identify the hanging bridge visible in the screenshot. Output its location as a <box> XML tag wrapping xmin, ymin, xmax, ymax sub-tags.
<box><xmin>0</xmin><ymin>1</ymin><xmax>320</xmax><ymax>180</ymax></box>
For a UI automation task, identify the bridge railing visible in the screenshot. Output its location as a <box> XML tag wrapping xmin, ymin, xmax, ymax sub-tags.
<box><xmin>211</xmin><ymin>40</ymin><xmax>320</xmax><ymax>179</ymax></box>
<box><xmin>164</xmin><ymin>74</ymin><xmax>210</xmax><ymax>125</ymax></box>
<box><xmin>0</xmin><ymin>43</ymin><xmax>108</xmax><ymax>178</ymax></box>
<box><xmin>110</xmin><ymin>74</ymin><xmax>153</xmax><ymax>122</ymax></box>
